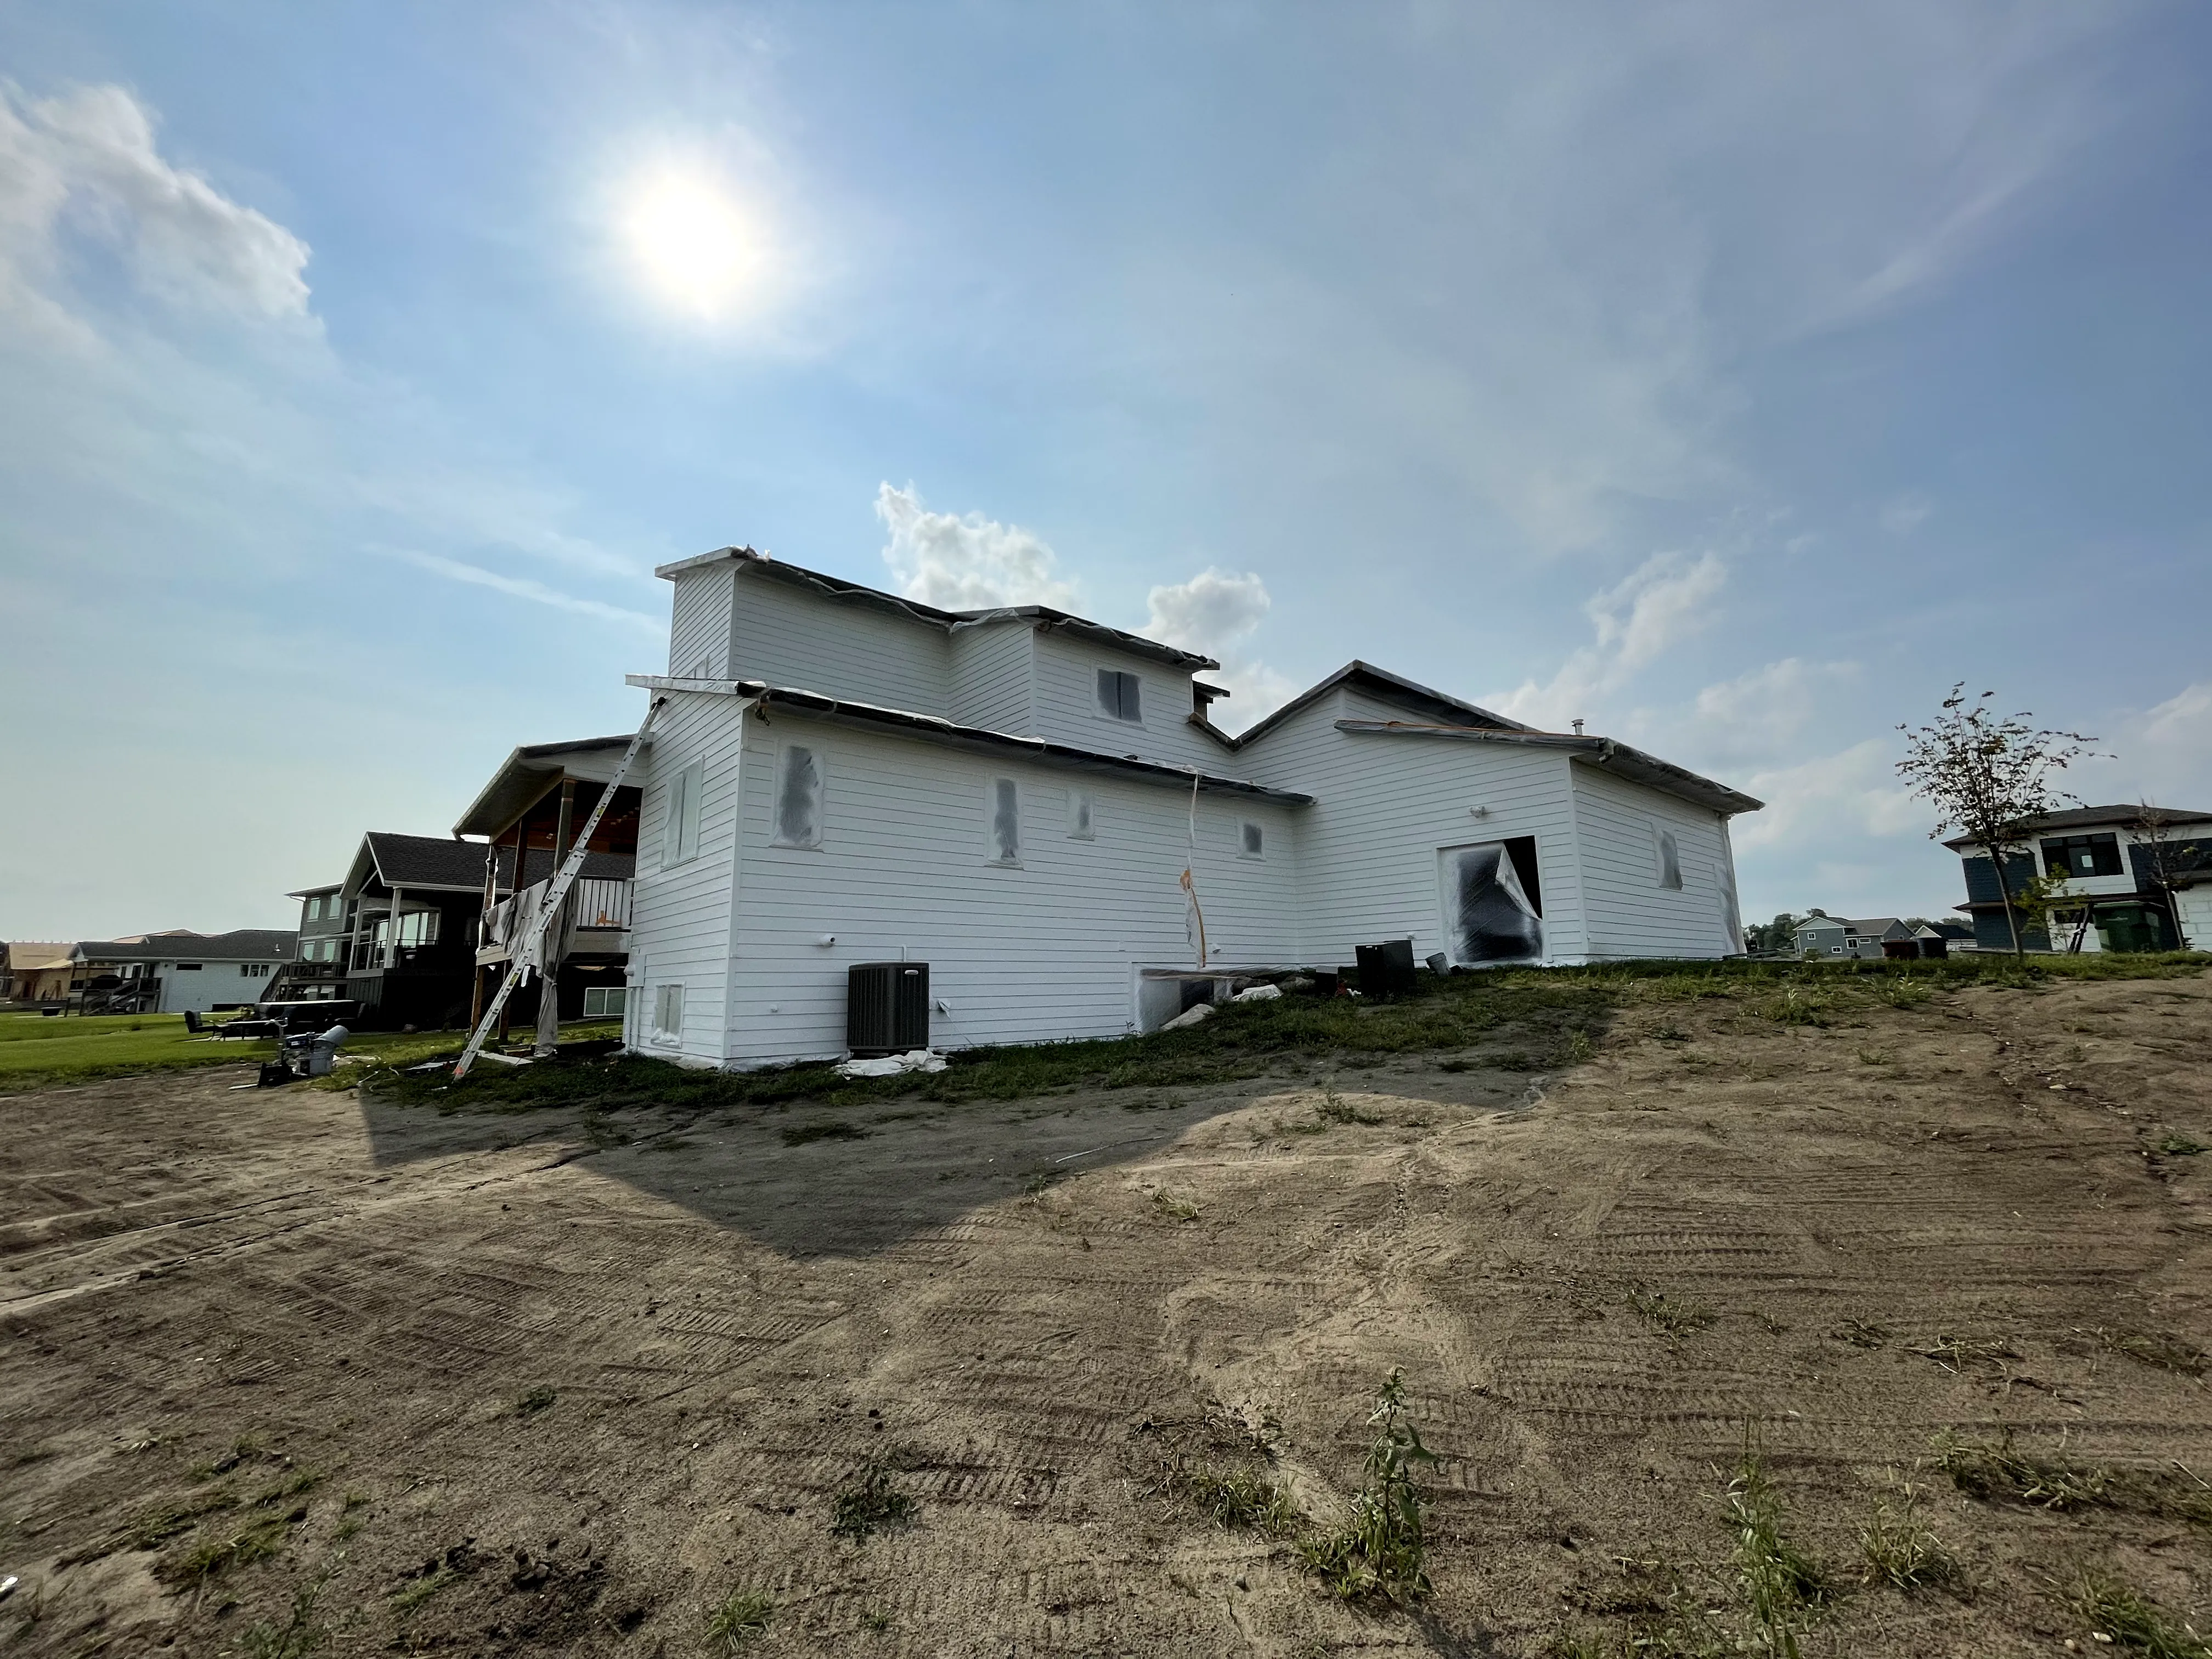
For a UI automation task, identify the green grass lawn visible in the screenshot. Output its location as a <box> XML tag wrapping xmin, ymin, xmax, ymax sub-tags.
<box><xmin>0</xmin><ymin>1012</ymin><xmax>622</xmax><ymax>1092</ymax></box>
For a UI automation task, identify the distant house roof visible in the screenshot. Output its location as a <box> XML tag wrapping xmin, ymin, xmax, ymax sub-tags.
<box><xmin>74</xmin><ymin>929</ymin><xmax>297</xmax><ymax>964</ymax></box>
<box><xmin>625</xmin><ymin>676</ymin><xmax>1315</xmax><ymax>806</ymax></box>
<box><xmin>450</xmin><ymin>735</ymin><xmax>644</xmax><ymax>839</ymax></box>
<box><xmin>362</xmin><ymin>832</ymin><xmax>500</xmax><ymax>891</ymax></box>
<box><xmin>285</xmin><ymin>884</ymin><xmax>342</xmax><ymax>899</ymax></box>
<box><xmin>653</xmin><ymin>546</ymin><xmax>1220</xmax><ymax>673</ymax></box>
<box><xmin>1329</xmin><ymin>719</ymin><xmax>1763</xmax><ymax>817</ymax></box>
<box><xmin>1942</xmin><ymin>804</ymin><xmax>2212</xmax><ymax>850</ymax></box>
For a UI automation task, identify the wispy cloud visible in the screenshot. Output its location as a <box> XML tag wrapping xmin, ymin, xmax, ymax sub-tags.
<box><xmin>389</xmin><ymin>549</ymin><xmax>663</xmax><ymax>634</ymax></box>
<box><xmin>1144</xmin><ymin>567</ymin><xmax>1296</xmax><ymax>724</ymax></box>
<box><xmin>1489</xmin><ymin>550</ymin><xmax>1726</xmax><ymax>729</ymax></box>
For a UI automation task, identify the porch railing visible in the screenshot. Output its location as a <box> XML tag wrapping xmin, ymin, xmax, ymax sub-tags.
<box><xmin>479</xmin><ymin>876</ymin><xmax>632</xmax><ymax>954</ymax></box>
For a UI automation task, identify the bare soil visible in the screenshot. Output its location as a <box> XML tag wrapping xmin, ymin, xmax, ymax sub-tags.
<box><xmin>4</xmin><ymin>972</ymin><xmax>2212</xmax><ymax>1657</ymax></box>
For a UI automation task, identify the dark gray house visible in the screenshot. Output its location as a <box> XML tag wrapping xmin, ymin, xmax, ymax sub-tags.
<box><xmin>1946</xmin><ymin>804</ymin><xmax>2212</xmax><ymax>953</ymax></box>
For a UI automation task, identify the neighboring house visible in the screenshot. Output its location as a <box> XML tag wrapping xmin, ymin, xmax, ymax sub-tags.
<box><xmin>69</xmin><ymin>930</ymin><xmax>297</xmax><ymax>1014</ymax></box>
<box><xmin>1793</xmin><ymin>915</ymin><xmax>1915</xmax><ymax>960</ymax></box>
<box><xmin>608</xmin><ymin>546</ymin><xmax>1762</xmax><ymax>1070</ymax></box>
<box><xmin>271</xmin><ymin>823</ymin><xmax>634</xmax><ymax>1029</ymax></box>
<box><xmin>3</xmin><ymin>942</ymin><xmax>76</xmax><ymax>1005</ymax></box>
<box><xmin>1947</xmin><ymin>805</ymin><xmax>2212</xmax><ymax>953</ymax></box>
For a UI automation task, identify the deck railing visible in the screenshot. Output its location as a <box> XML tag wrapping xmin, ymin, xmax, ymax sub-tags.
<box><xmin>479</xmin><ymin>876</ymin><xmax>633</xmax><ymax>954</ymax></box>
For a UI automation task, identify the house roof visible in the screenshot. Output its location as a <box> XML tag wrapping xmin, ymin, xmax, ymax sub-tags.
<box><xmin>360</xmin><ymin>832</ymin><xmax>500</xmax><ymax>891</ymax></box>
<box><xmin>625</xmin><ymin>676</ymin><xmax>1315</xmax><ymax>806</ymax></box>
<box><xmin>4</xmin><ymin>941</ymin><xmax>75</xmax><ymax>971</ymax></box>
<box><xmin>285</xmin><ymin>884</ymin><xmax>342</xmax><ymax>899</ymax></box>
<box><xmin>1330</xmin><ymin>719</ymin><xmax>1763</xmax><ymax>816</ymax></box>
<box><xmin>1229</xmin><ymin>661</ymin><xmax>1531</xmax><ymax>748</ymax></box>
<box><xmin>450</xmin><ymin>735</ymin><xmax>644</xmax><ymax>838</ymax></box>
<box><xmin>74</xmin><ymin>929</ymin><xmax>297</xmax><ymax>964</ymax></box>
<box><xmin>1942</xmin><ymin>804</ymin><xmax>2212</xmax><ymax>850</ymax></box>
<box><xmin>652</xmin><ymin>546</ymin><xmax>1221</xmax><ymax>673</ymax></box>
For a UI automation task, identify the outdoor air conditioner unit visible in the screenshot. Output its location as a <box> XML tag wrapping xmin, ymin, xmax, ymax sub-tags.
<box><xmin>847</xmin><ymin>962</ymin><xmax>929</xmax><ymax>1057</ymax></box>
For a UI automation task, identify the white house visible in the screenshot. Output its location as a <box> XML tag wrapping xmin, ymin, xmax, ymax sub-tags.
<box><xmin>71</xmin><ymin>930</ymin><xmax>296</xmax><ymax>1015</ymax></box>
<box><xmin>1946</xmin><ymin>805</ymin><xmax>2212</xmax><ymax>952</ymax></box>
<box><xmin>612</xmin><ymin>547</ymin><xmax>1762</xmax><ymax>1069</ymax></box>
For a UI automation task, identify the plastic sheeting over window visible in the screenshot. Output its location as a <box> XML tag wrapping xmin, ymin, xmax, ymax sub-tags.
<box><xmin>1655</xmin><ymin>826</ymin><xmax>1683</xmax><ymax>889</ymax></box>
<box><xmin>663</xmin><ymin>760</ymin><xmax>703</xmax><ymax>867</ymax></box>
<box><xmin>989</xmin><ymin>777</ymin><xmax>1020</xmax><ymax>864</ymax></box>
<box><xmin>1096</xmin><ymin>668</ymin><xmax>1142</xmax><ymax>722</ymax></box>
<box><xmin>1239</xmin><ymin>821</ymin><xmax>1263</xmax><ymax>859</ymax></box>
<box><xmin>772</xmin><ymin>744</ymin><xmax>823</xmax><ymax>849</ymax></box>
<box><xmin>652</xmin><ymin>982</ymin><xmax>684</xmax><ymax>1043</ymax></box>
<box><xmin>1066</xmin><ymin>789</ymin><xmax>1095</xmax><ymax>840</ymax></box>
<box><xmin>1438</xmin><ymin>839</ymin><xmax>1543</xmax><ymax>966</ymax></box>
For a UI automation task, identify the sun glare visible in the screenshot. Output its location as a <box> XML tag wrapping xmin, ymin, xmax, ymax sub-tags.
<box><xmin>625</xmin><ymin>172</ymin><xmax>764</xmax><ymax>317</ymax></box>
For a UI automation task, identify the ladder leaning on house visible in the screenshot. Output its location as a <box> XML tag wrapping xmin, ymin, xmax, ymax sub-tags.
<box><xmin>453</xmin><ymin>698</ymin><xmax>663</xmax><ymax>1080</ymax></box>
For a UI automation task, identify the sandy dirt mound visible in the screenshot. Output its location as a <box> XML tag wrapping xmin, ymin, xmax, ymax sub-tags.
<box><xmin>3</xmin><ymin>973</ymin><xmax>2210</xmax><ymax>1656</ymax></box>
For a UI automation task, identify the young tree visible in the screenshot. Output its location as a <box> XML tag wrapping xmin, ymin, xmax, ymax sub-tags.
<box><xmin>1895</xmin><ymin>686</ymin><xmax>2100</xmax><ymax>960</ymax></box>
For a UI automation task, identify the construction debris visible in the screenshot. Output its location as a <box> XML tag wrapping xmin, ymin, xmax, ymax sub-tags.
<box><xmin>834</xmin><ymin>1049</ymin><xmax>948</xmax><ymax>1079</ymax></box>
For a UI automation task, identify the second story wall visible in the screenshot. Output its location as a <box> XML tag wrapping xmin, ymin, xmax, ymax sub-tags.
<box><xmin>949</xmin><ymin>619</ymin><xmax>1035</xmax><ymax>731</ymax></box>
<box><xmin>1029</xmin><ymin>627</ymin><xmax>1220</xmax><ymax>771</ymax></box>
<box><xmin>730</xmin><ymin>569</ymin><xmax>951</xmax><ymax>714</ymax></box>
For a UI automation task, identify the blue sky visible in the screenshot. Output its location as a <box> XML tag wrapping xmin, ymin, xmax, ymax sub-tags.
<box><xmin>3</xmin><ymin>1</ymin><xmax>2209</xmax><ymax>940</ymax></box>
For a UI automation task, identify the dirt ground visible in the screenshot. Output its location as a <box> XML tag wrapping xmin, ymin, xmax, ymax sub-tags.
<box><xmin>5</xmin><ymin>972</ymin><xmax>2212</xmax><ymax>1657</ymax></box>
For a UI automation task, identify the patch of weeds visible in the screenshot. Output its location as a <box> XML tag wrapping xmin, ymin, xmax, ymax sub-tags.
<box><xmin>160</xmin><ymin>1515</ymin><xmax>288</xmax><ymax>1588</ymax></box>
<box><xmin>1855</xmin><ymin>1046</ymin><xmax>1894</xmax><ymax>1065</ymax></box>
<box><xmin>706</xmin><ymin>1588</ymin><xmax>775</xmax><ymax>1651</ymax></box>
<box><xmin>120</xmin><ymin>1487</ymin><xmax>238</xmax><ymax>1553</ymax></box>
<box><xmin>1935</xmin><ymin>1430</ymin><xmax>2111</xmax><ymax>1511</ymax></box>
<box><xmin>1649</xmin><ymin>1024</ymin><xmax>1689</xmax><ymax>1043</ymax></box>
<box><xmin>830</xmin><ymin>1461</ymin><xmax>918</xmax><ymax>1541</ymax></box>
<box><xmin>1557</xmin><ymin>1030</ymin><xmax>1595</xmax><ymax>1064</ymax></box>
<box><xmin>1315</xmin><ymin>1086</ymin><xmax>1381</xmax><ymax>1126</ymax></box>
<box><xmin>1859</xmin><ymin>1480</ymin><xmax>1956</xmax><ymax>1592</ymax></box>
<box><xmin>1628</xmin><ymin>1286</ymin><xmax>1717</xmax><ymax>1338</ymax></box>
<box><xmin>1167</xmin><ymin>1457</ymin><xmax>1303</xmax><ymax>1536</ymax></box>
<box><xmin>1754</xmin><ymin>985</ymin><xmax>1841</xmax><ymax>1028</ymax></box>
<box><xmin>1725</xmin><ymin>1452</ymin><xmax>1826</xmax><ymax>1655</ymax></box>
<box><xmin>514</xmin><ymin>1386</ymin><xmax>557</xmax><ymax>1418</ymax></box>
<box><xmin>248</xmin><ymin>1468</ymin><xmax>323</xmax><ymax>1508</ymax></box>
<box><xmin>2061</xmin><ymin>1565</ymin><xmax>2212</xmax><ymax>1658</ymax></box>
<box><xmin>580</xmin><ymin>1108</ymin><xmax>630</xmax><ymax>1149</ymax></box>
<box><xmin>1874</xmin><ymin>978</ymin><xmax>1934</xmax><ymax>1010</ymax></box>
<box><xmin>1831</xmin><ymin>1319</ymin><xmax>1890</xmax><ymax>1350</ymax></box>
<box><xmin>2153</xmin><ymin>1133</ymin><xmax>2208</xmax><ymax>1158</ymax></box>
<box><xmin>860</xmin><ymin>1607</ymin><xmax>893</xmax><ymax>1632</ymax></box>
<box><xmin>392</xmin><ymin>1565</ymin><xmax>462</xmax><ymax>1618</ymax></box>
<box><xmin>781</xmin><ymin>1120</ymin><xmax>868</xmax><ymax>1146</ymax></box>
<box><xmin>1296</xmin><ymin>1368</ymin><xmax>1436</xmax><ymax>1606</ymax></box>
<box><xmin>239</xmin><ymin>1558</ymin><xmax>338</xmax><ymax>1659</ymax></box>
<box><xmin>2098</xmin><ymin>1328</ymin><xmax>2207</xmax><ymax>1377</ymax></box>
<box><xmin>1912</xmin><ymin>1333</ymin><xmax>2019</xmax><ymax>1375</ymax></box>
<box><xmin>1152</xmin><ymin>1190</ymin><xmax>1201</xmax><ymax>1223</ymax></box>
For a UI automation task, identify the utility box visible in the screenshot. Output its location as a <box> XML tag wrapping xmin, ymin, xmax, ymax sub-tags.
<box><xmin>1355</xmin><ymin>938</ymin><xmax>1418</xmax><ymax>998</ymax></box>
<box><xmin>847</xmin><ymin>962</ymin><xmax>930</xmax><ymax>1056</ymax></box>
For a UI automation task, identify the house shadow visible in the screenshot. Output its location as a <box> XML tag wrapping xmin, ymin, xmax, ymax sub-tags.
<box><xmin>351</xmin><ymin>1057</ymin><xmax>1556</xmax><ymax>1259</ymax></box>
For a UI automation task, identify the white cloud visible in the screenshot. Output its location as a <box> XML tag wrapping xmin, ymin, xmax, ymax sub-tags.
<box><xmin>2068</xmin><ymin>680</ymin><xmax>2212</xmax><ymax>812</ymax></box>
<box><xmin>0</xmin><ymin>83</ymin><xmax>311</xmax><ymax>322</ymax></box>
<box><xmin>1490</xmin><ymin>549</ymin><xmax>1726</xmax><ymax>729</ymax></box>
<box><xmin>388</xmin><ymin>550</ymin><xmax>663</xmax><ymax>635</ymax></box>
<box><xmin>1734</xmin><ymin>738</ymin><xmax>1925</xmax><ymax>854</ymax></box>
<box><xmin>1687</xmin><ymin>657</ymin><xmax>1861</xmax><ymax>764</ymax></box>
<box><xmin>1143</xmin><ymin>567</ymin><xmax>1296</xmax><ymax>725</ymax></box>
<box><xmin>875</xmin><ymin>482</ymin><xmax>1077</xmax><ymax>611</ymax></box>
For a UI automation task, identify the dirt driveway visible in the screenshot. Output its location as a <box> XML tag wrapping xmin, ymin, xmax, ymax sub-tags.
<box><xmin>4</xmin><ymin>972</ymin><xmax>2211</xmax><ymax>1656</ymax></box>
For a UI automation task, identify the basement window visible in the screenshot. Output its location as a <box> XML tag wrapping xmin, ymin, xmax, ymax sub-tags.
<box><xmin>1066</xmin><ymin>789</ymin><xmax>1096</xmax><ymax>840</ymax></box>
<box><xmin>1655</xmin><ymin>826</ymin><xmax>1683</xmax><ymax>890</ymax></box>
<box><xmin>771</xmin><ymin>743</ymin><xmax>824</xmax><ymax>849</ymax></box>
<box><xmin>988</xmin><ymin>777</ymin><xmax>1022</xmax><ymax>865</ymax></box>
<box><xmin>662</xmin><ymin>760</ymin><xmax>703</xmax><ymax>868</ymax></box>
<box><xmin>652</xmin><ymin>983</ymin><xmax>684</xmax><ymax>1045</ymax></box>
<box><xmin>1096</xmin><ymin>669</ymin><xmax>1142</xmax><ymax>723</ymax></box>
<box><xmin>1239</xmin><ymin>821</ymin><xmax>1264</xmax><ymax>860</ymax></box>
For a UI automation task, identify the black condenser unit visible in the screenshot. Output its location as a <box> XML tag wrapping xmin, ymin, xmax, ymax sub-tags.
<box><xmin>847</xmin><ymin>962</ymin><xmax>930</xmax><ymax>1056</ymax></box>
<box><xmin>1354</xmin><ymin>938</ymin><xmax>1418</xmax><ymax>999</ymax></box>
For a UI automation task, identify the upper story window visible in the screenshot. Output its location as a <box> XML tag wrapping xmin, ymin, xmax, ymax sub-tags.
<box><xmin>662</xmin><ymin>760</ymin><xmax>704</xmax><ymax>867</ymax></box>
<box><xmin>1096</xmin><ymin>669</ymin><xmax>1142</xmax><ymax>723</ymax></box>
<box><xmin>2042</xmin><ymin>833</ymin><xmax>2123</xmax><ymax>878</ymax></box>
<box><xmin>988</xmin><ymin>777</ymin><xmax>1022</xmax><ymax>865</ymax></box>
<box><xmin>771</xmin><ymin>744</ymin><xmax>823</xmax><ymax>850</ymax></box>
<box><xmin>1066</xmin><ymin>789</ymin><xmax>1096</xmax><ymax>841</ymax></box>
<box><xmin>1239</xmin><ymin>821</ymin><xmax>1264</xmax><ymax>860</ymax></box>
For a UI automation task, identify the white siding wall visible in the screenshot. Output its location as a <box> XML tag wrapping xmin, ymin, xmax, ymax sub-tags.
<box><xmin>1028</xmin><ymin>630</ymin><xmax>1221</xmax><ymax>771</ymax></box>
<box><xmin>722</xmin><ymin>710</ymin><xmax>1302</xmax><ymax>1064</ymax></box>
<box><xmin>155</xmin><ymin>960</ymin><xmax>277</xmax><ymax>1014</ymax></box>
<box><xmin>1569</xmin><ymin>764</ymin><xmax>1736</xmax><ymax>960</ymax></box>
<box><xmin>729</xmin><ymin>572</ymin><xmax>950</xmax><ymax>714</ymax></box>
<box><xmin>1235</xmin><ymin>688</ymin><xmax>1590</xmax><ymax>967</ymax></box>
<box><xmin>949</xmin><ymin>620</ymin><xmax>1036</xmax><ymax>732</ymax></box>
<box><xmin>624</xmin><ymin>692</ymin><xmax>748</xmax><ymax>1064</ymax></box>
<box><xmin>667</xmin><ymin>567</ymin><xmax>735</xmax><ymax>678</ymax></box>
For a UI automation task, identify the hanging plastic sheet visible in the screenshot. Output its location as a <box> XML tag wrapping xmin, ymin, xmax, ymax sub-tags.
<box><xmin>1439</xmin><ymin>840</ymin><xmax>1543</xmax><ymax>966</ymax></box>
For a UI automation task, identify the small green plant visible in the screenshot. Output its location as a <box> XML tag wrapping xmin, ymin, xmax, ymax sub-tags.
<box><xmin>2097</xmin><ymin>1328</ymin><xmax>2207</xmax><ymax>1376</ymax></box>
<box><xmin>1545</xmin><ymin>1633</ymin><xmax>1609</xmax><ymax>1659</ymax></box>
<box><xmin>1934</xmin><ymin>1430</ymin><xmax>2110</xmax><ymax>1511</ymax></box>
<box><xmin>1859</xmin><ymin>1481</ymin><xmax>1955</xmax><ymax>1591</ymax></box>
<box><xmin>1832</xmin><ymin>1319</ymin><xmax>1889</xmax><ymax>1350</ymax></box>
<box><xmin>1557</xmin><ymin>1030</ymin><xmax>1595</xmax><ymax>1064</ymax></box>
<box><xmin>1314</xmin><ymin>1086</ymin><xmax>1380</xmax><ymax>1126</ymax></box>
<box><xmin>2154</xmin><ymin>1133</ymin><xmax>2208</xmax><ymax>1158</ymax></box>
<box><xmin>1913</xmin><ymin>1333</ymin><xmax>2018</xmax><ymax>1375</ymax></box>
<box><xmin>706</xmin><ymin>1588</ymin><xmax>776</xmax><ymax>1651</ymax></box>
<box><xmin>830</xmin><ymin>1461</ymin><xmax>918</xmax><ymax>1541</ymax></box>
<box><xmin>2062</xmin><ymin>1565</ymin><xmax>2212</xmax><ymax>1658</ymax></box>
<box><xmin>1755</xmin><ymin>985</ymin><xmax>1837</xmax><ymax>1027</ymax></box>
<box><xmin>161</xmin><ymin>1516</ymin><xmax>288</xmax><ymax>1588</ymax></box>
<box><xmin>860</xmin><ymin>1607</ymin><xmax>893</xmax><ymax>1632</ymax></box>
<box><xmin>392</xmin><ymin>1565</ymin><xmax>462</xmax><ymax>1617</ymax></box>
<box><xmin>1170</xmin><ymin>1458</ymin><xmax>1302</xmax><ymax>1536</ymax></box>
<box><xmin>1874</xmin><ymin>977</ymin><xmax>1934</xmax><ymax>1010</ymax></box>
<box><xmin>1152</xmin><ymin>1189</ymin><xmax>1201</xmax><ymax>1223</ymax></box>
<box><xmin>1628</xmin><ymin>1286</ymin><xmax>1717</xmax><ymax>1338</ymax></box>
<box><xmin>1296</xmin><ymin>1368</ymin><xmax>1437</xmax><ymax>1605</ymax></box>
<box><xmin>239</xmin><ymin>1558</ymin><xmax>339</xmax><ymax>1659</ymax></box>
<box><xmin>1725</xmin><ymin>1452</ymin><xmax>1826</xmax><ymax>1656</ymax></box>
<box><xmin>514</xmin><ymin>1386</ymin><xmax>557</xmax><ymax>1417</ymax></box>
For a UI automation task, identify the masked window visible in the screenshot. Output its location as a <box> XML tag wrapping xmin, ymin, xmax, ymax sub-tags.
<box><xmin>989</xmin><ymin>777</ymin><xmax>1021</xmax><ymax>864</ymax></box>
<box><xmin>1437</xmin><ymin>838</ymin><xmax>1544</xmax><ymax>966</ymax></box>
<box><xmin>772</xmin><ymin>744</ymin><xmax>823</xmax><ymax>849</ymax></box>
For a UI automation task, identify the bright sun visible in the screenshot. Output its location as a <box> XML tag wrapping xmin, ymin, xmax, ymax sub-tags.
<box><xmin>625</xmin><ymin>172</ymin><xmax>764</xmax><ymax>317</ymax></box>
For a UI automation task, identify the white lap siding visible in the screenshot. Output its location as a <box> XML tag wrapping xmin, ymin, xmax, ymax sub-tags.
<box><xmin>1233</xmin><ymin>687</ymin><xmax>1589</xmax><ymax>967</ymax></box>
<box><xmin>722</xmin><ymin>709</ymin><xmax>1302</xmax><ymax>1065</ymax></box>
<box><xmin>1568</xmin><ymin>764</ymin><xmax>1736</xmax><ymax>960</ymax></box>
<box><xmin>1028</xmin><ymin>630</ymin><xmax>1225</xmax><ymax>772</ymax></box>
<box><xmin>624</xmin><ymin>693</ymin><xmax>748</xmax><ymax>1064</ymax></box>
<box><xmin>949</xmin><ymin>619</ymin><xmax>1036</xmax><ymax>732</ymax></box>
<box><xmin>667</xmin><ymin>566</ymin><xmax>735</xmax><ymax>679</ymax></box>
<box><xmin>729</xmin><ymin>571</ymin><xmax>951</xmax><ymax>714</ymax></box>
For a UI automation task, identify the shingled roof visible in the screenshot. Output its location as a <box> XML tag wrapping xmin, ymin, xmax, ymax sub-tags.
<box><xmin>75</xmin><ymin>929</ymin><xmax>297</xmax><ymax>964</ymax></box>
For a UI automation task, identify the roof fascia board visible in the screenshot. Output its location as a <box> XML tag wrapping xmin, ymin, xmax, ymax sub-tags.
<box><xmin>626</xmin><ymin>675</ymin><xmax>1311</xmax><ymax>805</ymax></box>
<box><xmin>1228</xmin><ymin>661</ymin><xmax>1533</xmax><ymax>751</ymax></box>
